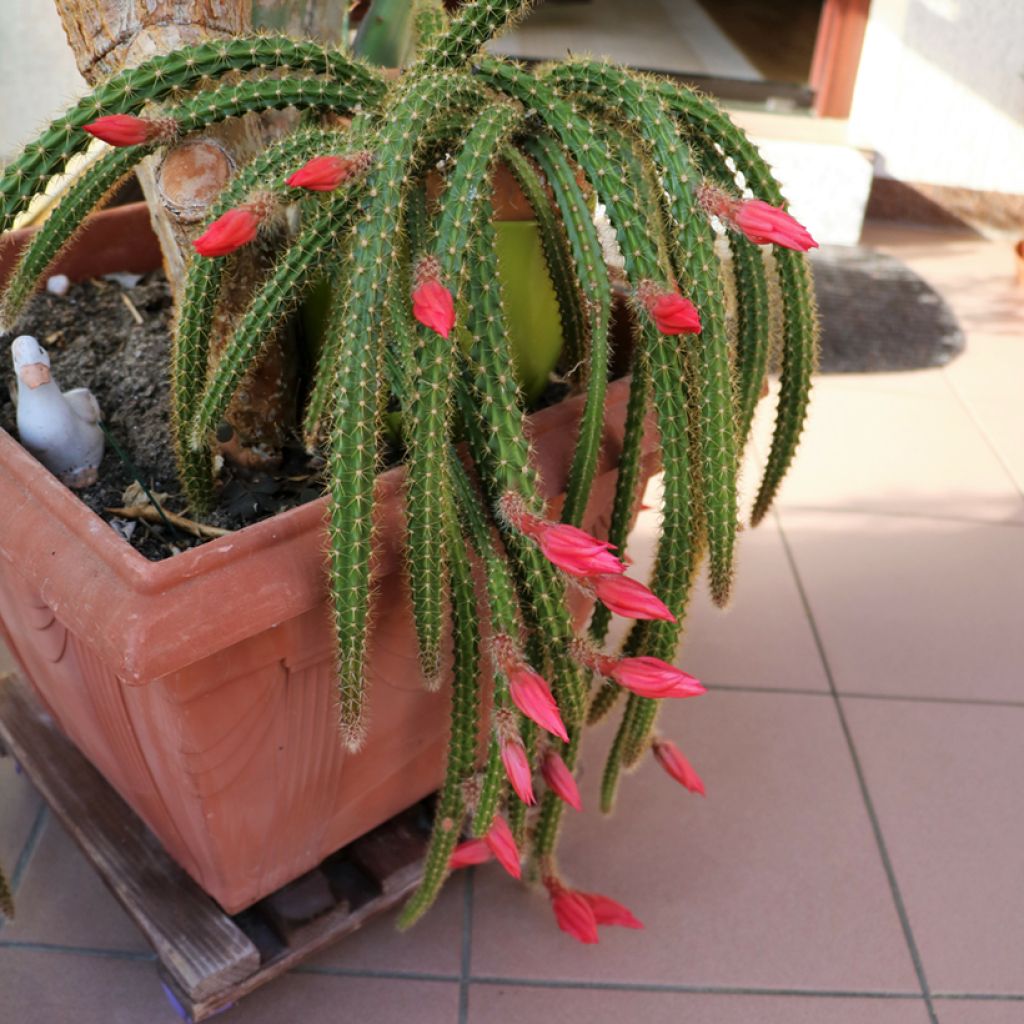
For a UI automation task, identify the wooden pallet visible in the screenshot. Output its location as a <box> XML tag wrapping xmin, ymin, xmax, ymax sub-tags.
<box><xmin>0</xmin><ymin>674</ymin><xmax>433</xmax><ymax>1022</ymax></box>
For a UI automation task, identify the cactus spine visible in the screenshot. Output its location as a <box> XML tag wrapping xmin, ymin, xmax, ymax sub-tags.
<box><xmin>0</xmin><ymin>0</ymin><xmax>818</xmax><ymax>936</ymax></box>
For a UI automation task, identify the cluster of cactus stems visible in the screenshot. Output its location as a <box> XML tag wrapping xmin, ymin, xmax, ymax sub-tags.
<box><xmin>0</xmin><ymin>0</ymin><xmax>819</xmax><ymax>939</ymax></box>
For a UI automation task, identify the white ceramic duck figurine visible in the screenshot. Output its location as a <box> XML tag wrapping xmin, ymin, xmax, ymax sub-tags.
<box><xmin>11</xmin><ymin>335</ymin><xmax>104</xmax><ymax>488</ymax></box>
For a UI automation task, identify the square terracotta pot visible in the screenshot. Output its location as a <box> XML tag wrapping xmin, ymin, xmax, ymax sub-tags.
<box><xmin>0</xmin><ymin>205</ymin><xmax>658</xmax><ymax>911</ymax></box>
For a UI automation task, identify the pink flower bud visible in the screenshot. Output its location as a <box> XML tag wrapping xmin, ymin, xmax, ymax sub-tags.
<box><xmin>498</xmin><ymin>493</ymin><xmax>625</xmax><ymax>576</ymax></box>
<box><xmin>493</xmin><ymin>637</ymin><xmax>569</xmax><ymax>743</ymax></box>
<box><xmin>581</xmin><ymin>891</ymin><xmax>643</xmax><ymax>929</ymax></box>
<box><xmin>193</xmin><ymin>205</ymin><xmax>263</xmax><ymax>258</ymax></box>
<box><xmin>412</xmin><ymin>257</ymin><xmax>455</xmax><ymax>338</ymax></box>
<box><xmin>541</xmin><ymin>750</ymin><xmax>582</xmax><ymax>811</ymax></box>
<box><xmin>546</xmin><ymin>879</ymin><xmax>599</xmax><ymax>944</ymax></box>
<box><xmin>637</xmin><ymin>281</ymin><xmax>701</xmax><ymax>335</ymax></box>
<box><xmin>449</xmin><ymin>838</ymin><xmax>492</xmax><ymax>870</ymax></box>
<box><xmin>701</xmin><ymin>186</ymin><xmax>817</xmax><ymax>252</ymax></box>
<box><xmin>536</xmin><ymin>522</ymin><xmax>625</xmax><ymax>577</ymax></box>
<box><xmin>500</xmin><ymin>735</ymin><xmax>536</xmax><ymax>806</ymax></box>
<box><xmin>652</xmin><ymin>737</ymin><xmax>705</xmax><ymax>796</ymax></box>
<box><xmin>485</xmin><ymin>816</ymin><xmax>522</xmax><ymax>880</ymax></box>
<box><xmin>286</xmin><ymin>152</ymin><xmax>372</xmax><ymax>191</ymax></box>
<box><xmin>590</xmin><ymin>574</ymin><xmax>676</xmax><ymax>622</ymax></box>
<box><xmin>732</xmin><ymin>198</ymin><xmax>817</xmax><ymax>251</ymax></box>
<box><xmin>83</xmin><ymin>114</ymin><xmax>175</xmax><ymax>147</ymax></box>
<box><xmin>652</xmin><ymin>293</ymin><xmax>702</xmax><ymax>335</ymax></box>
<box><xmin>607</xmin><ymin>656</ymin><xmax>705</xmax><ymax>699</ymax></box>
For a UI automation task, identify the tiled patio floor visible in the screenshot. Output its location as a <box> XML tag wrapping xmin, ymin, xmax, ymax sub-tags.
<box><xmin>2</xmin><ymin>223</ymin><xmax>1021</xmax><ymax>1023</ymax></box>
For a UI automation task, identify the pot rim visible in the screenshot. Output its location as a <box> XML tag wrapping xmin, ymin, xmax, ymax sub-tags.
<box><xmin>0</xmin><ymin>376</ymin><xmax>644</xmax><ymax>683</ymax></box>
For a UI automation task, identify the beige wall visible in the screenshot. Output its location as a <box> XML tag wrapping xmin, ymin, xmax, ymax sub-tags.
<box><xmin>848</xmin><ymin>0</ymin><xmax>1024</xmax><ymax>195</ymax></box>
<box><xmin>0</xmin><ymin>0</ymin><xmax>86</xmax><ymax>161</ymax></box>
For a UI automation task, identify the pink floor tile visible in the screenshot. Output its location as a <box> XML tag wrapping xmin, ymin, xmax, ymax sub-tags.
<box><xmin>782</xmin><ymin>510</ymin><xmax>1024</xmax><ymax>700</ymax></box>
<box><xmin>471</xmin><ymin>691</ymin><xmax>917</xmax><ymax>992</ymax></box>
<box><xmin>308</xmin><ymin>871</ymin><xmax>465</xmax><ymax>975</ymax></box>
<box><xmin>467</xmin><ymin>984</ymin><xmax>931</xmax><ymax>1023</ymax></box>
<box><xmin>0</xmin><ymin>755</ymin><xmax>42</xmax><ymax>879</ymax></box>
<box><xmin>0</xmin><ymin>947</ymin><xmax>459</xmax><ymax>1024</ymax></box>
<box><xmin>844</xmin><ymin>698</ymin><xmax>1024</xmax><ymax>993</ymax></box>
<box><xmin>0</xmin><ymin>950</ymin><xmax>177</xmax><ymax>1024</ymax></box>
<box><xmin>206</xmin><ymin>970</ymin><xmax>459</xmax><ymax>1023</ymax></box>
<box><xmin>1</xmin><ymin>813</ymin><xmax>150</xmax><ymax>952</ymax></box>
<box><xmin>682</xmin><ymin>515</ymin><xmax>830</xmax><ymax>691</ymax></box>
<box><xmin>934</xmin><ymin>1001</ymin><xmax>1024</xmax><ymax>1024</ymax></box>
<box><xmin>766</xmin><ymin>376</ymin><xmax>1023</xmax><ymax>525</ymax></box>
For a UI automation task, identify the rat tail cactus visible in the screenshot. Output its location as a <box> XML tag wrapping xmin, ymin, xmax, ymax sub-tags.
<box><xmin>0</xmin><ymin>0</ymin><xmax>818</xmax><ymax>939</ymax></box>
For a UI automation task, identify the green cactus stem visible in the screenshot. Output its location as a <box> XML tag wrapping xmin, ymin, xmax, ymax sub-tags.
<box><xmin>520</xmin><ymin>135</ymin><xmax>612</xmax><ymax>529</ymax></box>
<box><xmin>660</xmin><ymin>85</ymin><xmax>819</xmax><ymax>525</ymax></box>
<box><xmin>0</xmin><ymin>37</ymin><xmax>384</xmax><ymax>235</ymax></box>
<box><xmin>397</xmin><ymin>501</ymin><xmax>481</xmax><ymax>929</ymax></box>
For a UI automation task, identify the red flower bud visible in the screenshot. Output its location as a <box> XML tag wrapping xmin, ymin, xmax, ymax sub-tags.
<box><xmin>732</xmin><ymin>198</ymin><xmax>817</xmax><ymax>251</ymax></box>
<box><xmin>83</xmin><ymin>114</ymin><xmax>174</xmax><ymax>147</ymax></box>
<box><xmin>537</xmin><ymin>522</ymin><xmax>625</xmax><ymax>576</ymax></box>
<box><xmin>590</xmin><ymin>574</ymin><xmax>676</xmax><ymax>622</ymax></box>
<box><xmin>652</xmin><ymin>737</ymin><xmax>705</xmax><ymax>795</ymax></box>
<box><xmin>700</xmin><ymin>185</ymin><xmax>817</xmax><ymax>252</ymax></box>
<box><xmin>493</xmin><ymin>636</ymin><xmax>569</xmax><ymax>743</ymax></box>
<box><xmin>607</xmin><ymin>656</ymin><xmax>705</xmax><ymax>699</ymax></box>
<box><xmin>193</xmin><ymin>205</ymin><xmax>264</xmax><ymax>258</ymax></box>
<box><xmin>411</xmin><ymin>257</ymin><xmax>455</xmax><ymax>338</ymax></box>
<box><xmin>449</xmin><ymin>838</ymin><xmax>492</xmax><ymax>870</ymax></box>
<box><xmin>485</xmin><ymin>816</ymin><xmax>522</xmax><ymax>880</ymax></box>
<box><xmin>500</xmin><ymin>735</ymin><xmax>536</xmax><ymax>806</ymax></box>
<box><xmin>545</xmin><ymin>878</ymin><xmax>599</xmax><ymax>944</ymax></box>
<box><xmin>650</xmin><ymin>292</ymin><xmax>702</xmax><ymax>335</ymax></box>
<box><xmin>286</xmin><ymin>151</ymin><xmax>372</xmax><ymax>191</ymax></box>
<box><xmin>541</xmin><ymin>750</ymin><xmax>582</xmax><ymax>811</ymax></box>
<box><xmin>581</xmin><ymin>891</ymin><xmax>643</xmax><ymax>929</ymax></box>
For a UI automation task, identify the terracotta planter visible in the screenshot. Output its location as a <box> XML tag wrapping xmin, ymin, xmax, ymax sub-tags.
<box><xmin>0</xmin><ymin>204</ymin><xmax>658</xmax><ymax>912</ymax></box>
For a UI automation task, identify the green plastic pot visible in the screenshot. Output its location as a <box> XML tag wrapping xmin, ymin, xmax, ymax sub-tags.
<box><xmin>302</xmin><ymin>218</ymin><xmax>565</xmax><ymax>442</ymax></box>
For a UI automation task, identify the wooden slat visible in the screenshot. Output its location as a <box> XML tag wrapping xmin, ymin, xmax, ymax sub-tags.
<box><xmin>0</xmin><ymin>674</ymin><xmax>260</xmax><ymax>1001</ymax></box>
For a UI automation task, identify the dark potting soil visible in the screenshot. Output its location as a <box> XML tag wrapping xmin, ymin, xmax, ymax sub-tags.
<box><xmin>1</xmin><ymin>274</ymin><xmax>326</xmax><ymax>561</ymax></box>
<box><xmin>2</xmin><ymin>273</ymin><xmax>571</xmax><ymax>562</ymax></box>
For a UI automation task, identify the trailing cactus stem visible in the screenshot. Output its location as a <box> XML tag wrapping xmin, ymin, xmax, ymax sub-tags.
<box><xmin>404</xmin><ymin>100</ymin><xmax>524</xmax><ymax>681</ymax></box>
<box><xmin>587</xmin><ymin>352</ymin><xmax>652</xmax><ymax>650</ymax></box>
<box><xmin>1</xmin><ymin>148</ymin><xmax>135</xmax><ymax>327</ymax></box>
<box><xmin>751</xmin><ymin>250</ymin><xmax>817</xmax><ymax>524</ymax></box>
<box><xmin>0</xmin><ymin>37</ymin><xmax>384</xmax><ymax>234</ymax></box>
<box><xmin>520</xmin><ymin>135</ymin><xmax>612</xmax><ymax>528</ymax></box>
<box><xmin>660</xmin><ymin>84</ymin><xmax>819</xmax><ymax>525</ymax></box>
<box><xmin>461</xmin><ymin>215</ymin><xmax>588</xmax><ymax>724</ymax></box>
<box><xmin>399</xmin><ymin>503</ymin><xmax>481</xmax><ymax>929</ymax></box>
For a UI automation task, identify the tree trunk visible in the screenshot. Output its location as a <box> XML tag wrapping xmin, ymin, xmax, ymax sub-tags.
<box><xmin>52</xmin><ymin>0</ymin><xmax>322</xmax><ymax>462</ymax></box>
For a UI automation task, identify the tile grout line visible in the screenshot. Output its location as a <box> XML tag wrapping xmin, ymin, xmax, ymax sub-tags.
<box><xmin>295</xmin><ymin>963</ymin><xmax>459</xmax><ymax>983</ymax></box>
<box><xmin>709</xmin><ymin>682</ymin><xmax>1024</xmax><ymax>711</ymax></box>
<box><xmin>11</xmin><ymin>803</ymin><xmax>47</xmax><ymax>892</ymax></box>
<box><xmin>776</xmin><ymin>503</ymin><xmax>1024</xmax><ymax>529</ymax></box>
<box><xmin>0</xmin><ymin>939</ymin><xmax>155</xmax><ymax>962</ymax></box>
<box><xmin>458</xmin><ymin>869</ymin><xmax>475</xmax><ymax>1023</ymax></box>
<box><xmin>468</xmin><ymin>976</ymin><xmax>925</xmax><ymax>999</ymax></box>
<box><xmin>772</xmin><ymin>509</ymin><xmax>939</xmax><ymax>1024</ymax></box>
<box><xmin>939</xmin><ymin>361</ymin><xmax>1024</xmax><ymax>504</ymax></box>
<box><xmin>0</xmin><ymin>802</ymin><xmax>49</xmax><ymax>930</ymax></box>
